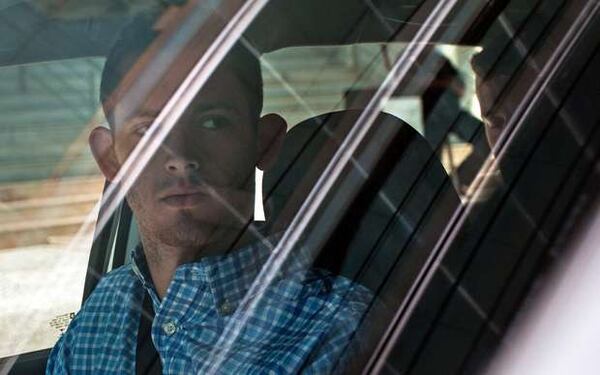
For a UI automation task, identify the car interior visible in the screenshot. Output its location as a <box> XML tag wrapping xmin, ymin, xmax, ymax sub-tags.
<box><xmin>2</xmin><ymin>0</ymin><xmax>600</xmax><ymax>374</ymax></box>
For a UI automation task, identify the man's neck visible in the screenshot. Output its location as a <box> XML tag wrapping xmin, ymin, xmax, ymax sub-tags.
<box><xmin>140</xmin><ymin>228</ymin><xmax>264</xmax><ymax>299</ymax></box>
<box><xmin>141</xmin><ymin>238</ymin><xmax>195</xmax><ymax>299</ymax></box>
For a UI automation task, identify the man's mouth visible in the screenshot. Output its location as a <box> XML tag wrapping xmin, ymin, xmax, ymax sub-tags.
<box><xmin>160</xmin><ymin>187</ymin><xmax>208</xmax><ymax>208</ymax></box>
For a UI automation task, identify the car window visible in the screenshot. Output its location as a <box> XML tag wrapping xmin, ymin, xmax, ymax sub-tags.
<box><xmin>371</xmin><ymin>0</ymin><xmax>600</xmax><ymax>373</ymax></box>
<box><xmin>2</xmin><ymin>0</ymin><xmax>599</xmax><ymax>374</ymax></box>
<box><xmin>0</xmin><ymin>56</ymin><xmax>105</xmax><ymax>358</ymax></box>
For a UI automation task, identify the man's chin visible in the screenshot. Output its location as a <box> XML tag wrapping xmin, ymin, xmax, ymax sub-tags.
<box><xmin>152</xmin><ymin>216</ymin><xmax>247</xmax><ymax>250</ymax></box>
<box><xmin>149</xmin><ymin>226</ymin><xmax>201</xmax><ymax>247</ymax></box>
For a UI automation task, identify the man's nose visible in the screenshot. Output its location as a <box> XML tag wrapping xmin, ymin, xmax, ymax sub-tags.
<box><xmin>161</xmin><ymin>130</ymin><xmax>201</xmax><ymax>176</ymax></box>
<box><xmin>165</xmin><ymin>156</ymin><xmax>200</xmax><ymax>176</ymax></box>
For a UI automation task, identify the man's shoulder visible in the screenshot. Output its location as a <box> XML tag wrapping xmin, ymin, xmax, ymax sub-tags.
<box><xmin>87</xmin><ymin>264</ymin><xmax>139</xmax><ymax>299</ymax></box>
<box><xmin>99</xmin><ymin>263</ymin><xmax>138</xmax><ymax>285</ymax></box>
<box><xmin>307</xmin><ymin>267</ymin><xmax>372</xmax><ymax>294</ymax></box>
<box><xmin>70</xmin><ymin>264</ymin><xmax>140</xmax><ymax>320</ymax></box>
<box><xmin>277</xmin><ymin>269</ymin><xmax>377</xmax><ymax>373</ymax></box>
<box><xmin>293</xmin><ymin>268</ymin><xmax>374</xmax><ymax>315</ymax></box>
<box><xmin>46</xmin><ymin>265</ymin><xmax>140</xmax><ymax>374</ymax></box>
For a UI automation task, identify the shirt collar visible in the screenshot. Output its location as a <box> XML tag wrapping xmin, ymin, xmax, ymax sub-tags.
<box><xmin>130</xmin><ymin>234</ymin><xmax>311</xmax><ymax>315</ymax></box>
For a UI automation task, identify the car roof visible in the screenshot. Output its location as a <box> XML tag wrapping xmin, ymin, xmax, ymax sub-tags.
<box><xmin>0</xmin><ymin>0</ymin><xmax>499</xmax><ymax>67</ymax></box>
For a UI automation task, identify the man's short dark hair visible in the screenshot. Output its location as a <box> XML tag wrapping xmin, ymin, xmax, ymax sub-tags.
<box><xmin>100</xmin><ymin>12</ymin><xmax>263</xmax><ymax>127</ymax></box>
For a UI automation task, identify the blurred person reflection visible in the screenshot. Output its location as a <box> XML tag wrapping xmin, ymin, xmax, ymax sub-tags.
<box><xmin>422</xmin><ymin>51</ymin><xmax>489</xmax><ymax>194</ymax></box>
<box><xmin>428</xmin><ymin>34</ymin><xmax>568</xmax><ymax>373</ymax></box>
<box><xmin>46</xmin><ymin>11</ymin><xmax>373</xmax><ymax>375</ymax></box>
<box><xmin>471</xmin><ymin>51</ymin><xmax>514</xmax><ymax>151</ymax></box>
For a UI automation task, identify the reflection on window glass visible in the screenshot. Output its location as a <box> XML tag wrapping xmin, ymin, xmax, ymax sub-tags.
<box><xmin>3</xmin><ymin>0</ymin><xmax>598</xmax><ymax>374</ymax></box>
<box><xmin>263</xmin><ymin>44</ymin><xmax>484</xmax><ymax>197</ymax></box>
<box><xmin>0</xmin><ymin>58</ymin><xmax>104</xmax><ymax>357</ymax></box>
<box><xmin>381</xmin><ymin>0</ymin><xmax>600</xmax><ymax>373</ymax></box>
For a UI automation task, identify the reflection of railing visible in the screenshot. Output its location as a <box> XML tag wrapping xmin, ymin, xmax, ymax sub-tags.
<box><xmin>32</xmin><ymin>0</ymin><xmax>158</xmax><ymax>19</ymax></box>
<box><xmin>0</xmin><ymin>57</ymin><xmax>103</xmax><ymax>183</ymax></box>
<box><xmin>262</xmin><ymin>48</ymin><xmax>357</xmax><ymax>126</ymax></box>
<box><xmin>0</xmin><ymin>176</ymin><xmax>103</xmax><ymax>250</ymax></box>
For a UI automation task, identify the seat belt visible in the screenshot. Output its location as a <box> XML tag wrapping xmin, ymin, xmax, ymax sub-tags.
<box><xmin>136</xmin><ymin>292</ymin><xmax>163</xmax><ymax>375</ymax></box>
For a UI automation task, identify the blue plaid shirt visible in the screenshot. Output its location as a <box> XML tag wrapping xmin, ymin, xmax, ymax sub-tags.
<box><xmin>46</xmin><ymin>238</ymin><xmax>374</xmax><ymax>374</ymax></box>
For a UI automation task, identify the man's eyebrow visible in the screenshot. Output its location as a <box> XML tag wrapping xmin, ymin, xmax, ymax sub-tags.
<box><xmin>120</xmin><ymin>102</ymin><xmax>241</xmax><ymax>129</ymax></box>
<box><xmin>119</xmin><ymin>111</ymin><xmax>159</xmax><ymax>129</ymax></box>
<box><xmin>132</xmin><ymin>112</ymin><xmax>159</xmax><ymax>121</ymax></box>
<box><xmin>190</xmin><ymin>101</ymin><xmax>241</xmax><ymax>115</ymax></box>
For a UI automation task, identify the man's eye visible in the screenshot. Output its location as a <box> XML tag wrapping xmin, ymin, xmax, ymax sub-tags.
<box><xmin>199</xmin><ymin>116</ymin><xmax>231</xmax><ymax>130</ymax></box>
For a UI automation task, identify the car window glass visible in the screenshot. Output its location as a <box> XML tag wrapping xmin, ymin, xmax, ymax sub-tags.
<box><xmin>376</xmin><ymin>0</ymin><xmax>600</xmax><ymax>373</ymax></box>
<box><xmin>50</xmin><ymin>5</ymin><xmax>462</xmax><ymax>373</ymax></box>
<box><xmin>2</xmin><ymin>1</ymin><xmax>599</xmax><ymax>374</ymax></box>
<box><xmin>0</xmin><ymin>57</ymin><xmax>104</xmax><ymax>357</ymax></box>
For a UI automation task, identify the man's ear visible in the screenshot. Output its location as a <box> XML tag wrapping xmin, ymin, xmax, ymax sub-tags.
<box><xmin>89</xmin><ymin>127</ymin><xmax>120</xmax><ymax>182</ymax></box>
<box><xmin>256</xmin><ymin>113</ymin><xmax>286</xmax><ymax>171</ymax></box>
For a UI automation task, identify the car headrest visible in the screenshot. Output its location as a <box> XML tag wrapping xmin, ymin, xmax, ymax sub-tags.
<box><xmin>263</xmin><ymin>110</ymin><xmax>459</xmax><ymax>294</ymax></box>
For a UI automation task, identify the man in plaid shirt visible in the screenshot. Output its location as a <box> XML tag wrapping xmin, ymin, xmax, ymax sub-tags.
<box><xmin>47</xmin><ymin>11</ymin><xmax>373</xmax><ymax>375</ymax></box>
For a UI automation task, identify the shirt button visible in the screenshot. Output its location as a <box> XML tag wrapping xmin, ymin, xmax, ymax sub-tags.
<box><xmin>162</xmin><ymin>321</ymin><xmax>177</xmax><ymax>336</ymax></box>
<box><xmin>218</xmin><ymin>300</ymin><xmax>232</xmax><ymax>315</ymax></box>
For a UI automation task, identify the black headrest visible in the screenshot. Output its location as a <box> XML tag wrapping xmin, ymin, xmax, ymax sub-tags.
<box><xmin>264</xmin><ymin>110</ymin><xmax>459</xmax><ymax>294</ymax></box>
